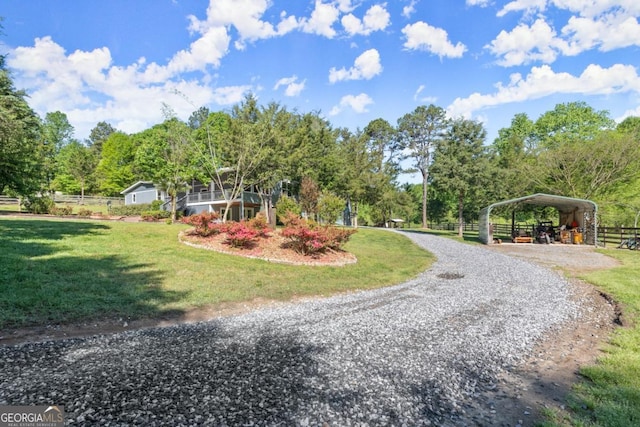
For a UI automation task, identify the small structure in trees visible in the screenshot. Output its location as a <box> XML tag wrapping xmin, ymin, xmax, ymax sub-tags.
<box><xmin>479</xmin><ymin>193</ymin><xmax>598</xmax><ymax>245</ymax></box>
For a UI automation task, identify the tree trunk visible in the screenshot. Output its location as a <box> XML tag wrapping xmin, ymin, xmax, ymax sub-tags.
<box><xmin>171</xmin><ymin>194</ymin><xmax>177</xmax><ymax>223</ymax></box>
<box><xmin>457</xmin><ymin>191</ymin><xmax>464</xmax><ymax>238</ymax></box>
<box><xmin>422</xmin><ymin>171</ymin><xmax>428</xmax><ymax>228</ymax></box>
<box><xmin>223</xmin><ymin>200</ymin><xmax>233</xmax><ymax>222</ymax></box>
<box><xmin>353</xmin><ymin>202</ymin><xmax>358</xmax><ymax>229</ymax></box>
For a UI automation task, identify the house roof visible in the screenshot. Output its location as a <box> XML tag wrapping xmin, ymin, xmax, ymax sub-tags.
<box><xmin>120</xmin><ymin>181</ymin><xmax>155</xmax><ymax>195</ymax></box>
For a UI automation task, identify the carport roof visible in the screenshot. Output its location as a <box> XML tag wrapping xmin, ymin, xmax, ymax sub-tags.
<box><xmin>478</xmin><ymin>193</ymin><xmax>598</xmax><ymax>245</ymax></box>
<box><xmin>484</xmin><ymin>193</ymin><xmax>596</xmax><ymax>212</ymax></box>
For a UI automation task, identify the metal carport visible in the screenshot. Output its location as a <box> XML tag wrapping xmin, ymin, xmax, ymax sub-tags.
<box><xmin>479</xmin><ymin>193</ymin><xmax>598</xmax><ymax>245</ymax></box>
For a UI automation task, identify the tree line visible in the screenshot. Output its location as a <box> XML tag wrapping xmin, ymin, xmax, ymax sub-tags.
<box><xmin>2</xmin><ymin>51</ymin><xmax>640</xmax><ymax>229</ymax></box>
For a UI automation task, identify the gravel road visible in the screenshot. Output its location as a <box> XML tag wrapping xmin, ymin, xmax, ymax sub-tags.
<box><xmin>0</xmin><ymin>231</ymin><xmax>579</xmax><ymax>426</ymax></box>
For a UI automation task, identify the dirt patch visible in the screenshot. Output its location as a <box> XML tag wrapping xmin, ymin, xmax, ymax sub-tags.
<box><xmin>486</xmin><ymin>242</ymin><xmax>621</xmax><ymax>274</ymax></box>
<box><xmin>466</xmin><ymin>278</ymin><xmax>618</xmax><ymax>426</ymax></box>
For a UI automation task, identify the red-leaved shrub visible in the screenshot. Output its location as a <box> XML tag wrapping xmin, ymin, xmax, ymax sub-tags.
<box><xmin>182</xmin><ymin>211</ymin><xmax>220</xmax><ymax>236</ymax></box>
<box><xmin>280</xmin><ymin>212</ymin><xmax>356</xmax><ymax>256</ymax></box>
<box><xmin>224</xmin><ymin>221</ymin><xmax>259</xmax><ymax>248</ymax></box>
<box><xmin>247</xmin><ymin>212</ymin><xmax>271</xmax><ymax>238</ymax></box>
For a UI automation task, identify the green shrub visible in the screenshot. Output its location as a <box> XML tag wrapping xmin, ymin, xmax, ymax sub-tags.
<box><xmin>50</xmin><ymin>205</ymin><xmax>73</xmax><ymax>216</ymax></box>
<box><xmin>150</xmin><ymin>199</ymin><xmax>164</xmax><ymax>210</ymax></box>
<box><xmin>110</xmin><ymin>204</ymin><xmax>152</xmax><ymax>216</ymax></box>
<box><xmin>22</xmin><ymin>196</ymin><xmax>55</xmax><ymax>214</ymax></box>
<box><xmin>77</xmin><ymin>208</ymin><xmax>93</xmax><ymax>217</ymax></box>
<box><xmin>276</xmin><ymin>195</ymin><xmax>300</xmax><ymax>224</ymax></box>
<box><xmin>318</xmin><ymin>192</ymin><xmax>345</xmax><ymax>224</ymax></box>
<box><xmin>141</xmin><ymin>210</ymin><xmax>171</xmax><ymax>222</ymax></box>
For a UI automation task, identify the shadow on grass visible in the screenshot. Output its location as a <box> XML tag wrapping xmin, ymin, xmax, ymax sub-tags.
<box><xmin>0</xmin><ymin>219</ymin><xmax>187</xmax><ymax>329</ymax></box>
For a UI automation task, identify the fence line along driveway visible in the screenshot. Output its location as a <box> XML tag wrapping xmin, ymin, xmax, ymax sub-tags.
<box><xmin>0</xmin><ymin>231</ymin><xmax>579</xmax><ymax>426</ymax></box>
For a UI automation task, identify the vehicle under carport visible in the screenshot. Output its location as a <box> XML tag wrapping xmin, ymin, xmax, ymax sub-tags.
<box><xmin>479</xmin><ymin>193</ymin><xmax>598</xmax><ymax>245</ymax></box>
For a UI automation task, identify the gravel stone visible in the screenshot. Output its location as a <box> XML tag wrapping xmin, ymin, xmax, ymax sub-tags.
<box><xmin>0</xmin><ymin>231</ymin><xmax>578</xmax><ymax>426</ymax></box>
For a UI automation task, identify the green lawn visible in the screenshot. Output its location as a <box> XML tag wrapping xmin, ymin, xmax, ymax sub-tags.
<box><xmin>0</xmin><ymin>217</ymin><xmax>434</xmax><ymax>329</ymax></box>
<box><xmin>0</xmin><ymin>203</ymin><xmax>111</xmax><ymax>214</ymax></box>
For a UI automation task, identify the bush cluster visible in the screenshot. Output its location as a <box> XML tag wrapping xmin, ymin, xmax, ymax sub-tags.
<box><xmin>77</xmin><ymin>208</ymin><xmax>93</xmax><ymax>217</ymax></box>
<box><xmin>182</xmin><ymin>212</ymin><xmax>272</xmax><ymax>249</ymax></box>
<box><xmin>280</xmin><ymin>212</ymin><xmax>356</xmax><ymax>256</ymax></box>
<box><xmin>22</xmin><ymin>196</ymin><xmax>55</xmax><ymax>214</ymax></box>
<box><xmin>109</xmin><ymin>204</ymin><xmax>153</xmax><ymax>216</ymax></box>
<box><xmin>181</xmin><ymin>212</ymin><xmax>221</xmax><ymax>236</ymax></box>
<box><xmin>141</xmin><ymin>210</ymin><xmax>171</xmax><ymax>222</ymax></box>
<box><xmin>50</xmin><ymin>205</ymin><xmax>74</xmax><ymax>216</ymax></box>
<box><xmin>224</xmin><ymin>221</ymin><xmax>259</xmax><ymax>248</ymax></box>
<box><xmin>275</xmin><ymin>195</ymin><xmax>300</xmax><ymax>224</ymax></box>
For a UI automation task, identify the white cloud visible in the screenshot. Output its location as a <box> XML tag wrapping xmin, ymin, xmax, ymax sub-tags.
<box><xmin>562</xmin><ymin>12</ymin><xmax>640</xmax><ymax>53</ymax></box>
<box><xmin>329</xmin><ymin>49</ymin><xmax>383</xmax><ymax>83</ymax></box>
<box><xmin>7</xmin><ymin>34</ymin><xmax>249</xmax><ymax>139</ymax></box>
<box><xmin>617</xmin><ymin>105</ymin><xmax>640</xmax><ymax>123</ymax></box>
<box><xmin>486</xmin><ymin>18</ymin><xmax>571</xmax><ymax>66</ymax></box>
<box><xmin>402</xmin><ymin>0</ymin><xmax>418</xmax><ymax>18</ymax></box>
<box><xmin>329</xmin><ymin>93</ymin><xmax>374</xmax><ymax>115</ymax></box>
<box><xmin>551</xmin><ymin>0</ymin><xmax>640</xmax><ymax>18</ymax></box>
<box><xmin>211</xmin><ymin>85</ymin><xmax>254</xmax><ymax>105</ymax></box>
<box><xmin>497</xmin><ymin>0</ymin><xmax>547</xmax><ymax>17</ymax></box>
<box><xmin>491</xmin><ymin>2</ymin><xmax>640</xmax><ymax>64</ymax></box>
<box><xmin>300</xmin><ymin>0</ymin><xmax>340</xmax><ymax>38</ymax></box>
<box><xmin>342</xmin><ymin>4</ymin><xmax>391</xmax><ymax>36</ymax></box>
<box><xmin>466</xmin><ymin>0</ymin><xmax>490</xmax><ymax>6</ymax></box>
<box><xmin>413</xmin><ymin>85</ymin><xmax>438</xmax><ymax>103</ymax></box>
<box><xmin>274</xmin><ymin>75</ymin><xmax>306</xmax><ymax>96</ymax></box>
<box><xmin>188</xmin><ymin>0</ymin><xmax>298</xmax><ymax>50</ymax></box>
<box><xmin>401</xmin><ymin>21</ymin><xmax>467</xmax><ymax>58</ymax></box>
<box><xmin>167</xmin><ymin>27</ymin><xmax>230</xmax><ymax>74</ymax></box>
<box><xmin>447</xmin><ymin>63</ymin><xmax>640</xmax><ymax>118</ymax></box>
<box><xmin>335</xmin><ymin>0</ymin><xmax>356</xmax><ymax>13</ymax></box>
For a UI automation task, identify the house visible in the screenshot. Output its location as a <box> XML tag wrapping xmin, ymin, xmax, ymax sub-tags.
<box><xmin>184</xmin><ymin>179</ymin><xmax>263</xmax><ymax>221</ymax></box>
<box><xmin>121</xmin><ymin>177</ymin><xmax>275</xmax><ymax>222</ymax></box>
<box><xmin>120</xmin><ymin>181</ymin><xmax>164</xmax><ymax>205</ymax></box>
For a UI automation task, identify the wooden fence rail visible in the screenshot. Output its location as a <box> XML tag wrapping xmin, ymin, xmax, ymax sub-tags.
<box><xmin>0</xmin><ymin>195</ymin><xmax>124</xmax><ymax>205</ymax></box>
<box><xmin>427</xmin><ymin>222</ymin><xmax>639</xmax><ymax>248</ymax></box>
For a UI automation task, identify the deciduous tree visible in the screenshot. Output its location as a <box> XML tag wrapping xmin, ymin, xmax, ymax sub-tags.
<box><xmin>96</xmin><ymin>132</ymin><xmax>136</xmax><ymax>196</ymax></box>
<box><xmin>397</xmin><ymin>104</ymin><xmax>449</xmax><ymax>228</ymax></box>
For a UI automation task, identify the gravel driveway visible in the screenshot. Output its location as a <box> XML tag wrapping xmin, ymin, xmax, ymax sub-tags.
<box><xmin>0</xmin><ymin>231</ymin><xmax>579</xmax><ymax>426</ymax></box>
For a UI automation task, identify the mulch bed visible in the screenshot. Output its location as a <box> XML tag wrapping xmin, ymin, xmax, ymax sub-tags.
<box><xmin>179</xmin><ymin>229</ymin><xmax>357</xmax><ymax>267</ymax></box>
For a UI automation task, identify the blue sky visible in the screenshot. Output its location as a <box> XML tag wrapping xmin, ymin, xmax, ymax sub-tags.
<box><xmin>2</xmin><ymin>0</ymin><xmax>639</xmax><ymax>157</ymax></box>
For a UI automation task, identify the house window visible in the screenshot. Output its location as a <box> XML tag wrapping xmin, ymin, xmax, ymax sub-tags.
<box><xmin>244</xmin><ymin>208</ymin><xmax>254</xmax><ymax>219</ymax></box>
<box><xmin>132</xmin><ymin>193</ymin><xmax>137</xmax><ymax>203</ymax></box>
